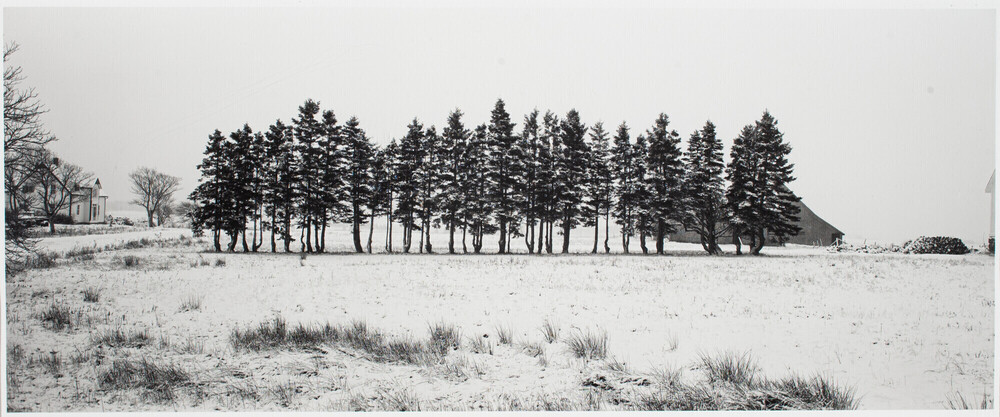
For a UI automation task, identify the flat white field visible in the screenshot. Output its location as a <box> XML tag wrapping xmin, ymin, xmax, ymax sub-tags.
<box><xmin>4</xmin><ymin>234</ymin><xmax>994</xmax><ymax>411</ymax></box>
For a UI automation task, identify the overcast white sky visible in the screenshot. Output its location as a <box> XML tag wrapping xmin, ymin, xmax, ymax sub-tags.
<box><xmin>2</xmin><ymin>4</ymin><xmax>996</xmax><ymax>244</ymax></box>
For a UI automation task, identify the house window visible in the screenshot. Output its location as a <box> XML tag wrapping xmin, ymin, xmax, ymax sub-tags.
<box><xmin>92</xmin><ymin>204</ymin><xmax>97</xmax><ymax>220</ymax></box>
<box><xmin>76</xmin><ymin>205</ymin><xmax>80</xmax><ymax>215</ymax></box>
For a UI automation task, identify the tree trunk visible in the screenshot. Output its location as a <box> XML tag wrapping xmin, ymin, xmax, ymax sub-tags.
<box><xmin>525</xmin><ymin>220</ymin><xmax>534</xmax><ymax>254</ymax></box>
<box><xmin>48</xmin><ymin>218</ymin><xmax>56</xmax><ymax>234</ymax></box>
<box><xmin>448</xmin><ymin>219</ymin><xmax>456</xmax><ymax>254</ymax></box>
<box><xmin>213</xmin><ymin>230</ymin><xmax>222</xmax><ymax>252</ymax></box>
<box><xmin>498</xmin><ymin>219</ymin><xmax>507</xmax><ymax>254</ymax></box>
<box><xmin>752</xmin><ymin>229</ymin><xmax>765</xmax><ymax>255</ymax></box>
<box><xmin>147</xmin><ymin>210</ymin><xmax>155</xmax><ymax>227</ymax></box>
<box><xmin>228</xmin><ymin>232</ymin><xmax>238</xmax><ymax>252</ymax></box>
<box><xmin>305</xmin><ymin>217</ymin><xmax>313</xmax><ymax>253</ymax></box>
<box><xmin>319</xmin><ymin>216</ymin><xmax>327</xmax><ymax>253</ymax></box>
<box><xmin>352</xmin><ymin>203</ymin><xmax>363</xmax><ymax>253</ymax></box>
<box><xmin>639</xmin><ymin>227</ymin><xmax>648</xmax><ymax>254</ymax></box>
<box><xmin>604</xmin><ymin>211</ymin><xmax>610</xmax><ymax>253</ymax></box>
<box><xmin>592</xmin><ymin>215</ymin><xmax>599</xmax><ymax>254</ymax></box>
<box><xmin>251</xmin><ymin>216</ymin><xmax>259</xmax><ymax>252</ymax></box>
<box><xmin>424</xmin><ymin>218</ymin><xmax>433</xmax><ymax>253</ymax></box>
<box><xmin>561</xmin><ymin>215</ymin><xmax>571</xmax><ymax>254</ymax></box>
<box><xmin>546</xmin><ymin>221</ymin><xmax>554</xmax><ymax>254</ymax></box>
<box><xmin>367</xmin><ymin>215</ymin><xmax>374</xmax><ymax>254</ymax></box>
<box><xmin>270</xmin><ymin>212</ymin><xmax>277</xmax><ymax>253</ymax></box>
<box><xmin>241</xmin><ymin>221</ymin><xmax>250</xmax><ymax>252</ymax></box>
<box><xmin>655</xmin><ymin>219</ymin><xmax>665</xmax><ymax>255</ymax></box>
<box><xmin>733</xmin><ymin>228</ymin><xmax>742</xmax><ymax>255</ymax></box>
<box><xmin>462</xmin><ymin>221</ymin><xmax>468</xmax><ymax>254</ymax></box>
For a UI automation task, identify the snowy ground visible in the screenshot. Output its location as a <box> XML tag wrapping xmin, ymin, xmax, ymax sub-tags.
<box><xmin>4</xmin><ymin>224</ymin><xmax>995</xmax><ymax>411</ymax></box>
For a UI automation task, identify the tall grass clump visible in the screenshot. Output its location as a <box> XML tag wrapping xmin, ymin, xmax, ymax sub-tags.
<box><xmin>566</xmin><ymin>329</ymin><xmax>608</xmax><ymax>360</ymax></box>
<box><xmin>40</xmin><ymin>303</ymin><xmax>74</xmax><ymax>330</ymax></box>
<box><xmin>178</xmin><ymin>295</ymin><xmax>203</xmax><ymax>312</ymax></box>
<box><xmin>541</xmin><ymin>320</ymin><xmax>560</xmax><ymax>343</ymax></box>
<box><xmin>229</xmin><ymin>317</ymin><xmax>440</xmax><ymax>365</ymax></box>
<box><xmin>428</xmin><ymin>321</ymin><xmax>461</xmax><ymax>355</ymax></box>
<box><xmin>26</xmin><ymin>252</ymin><xmax>58</xmax><ymax>270</ymax></box>
<box><xmin>945</xmin><ymin>392</ymin><xmax>993</xmax><ymax>410</ymax></box>
<box><xmin>83</xmin><ymin>287</ymin><xmax>100</xmax><ymax>303</ymax></box>
<box><xmin>93</xmin><ymin>327</ymin><xmax>151</xmax><ymax>348</ymax></box>
<box><xmin>495</xmin><ymin>325</ymin><xmax>513</xmax><ymax>345</ymax></box>
<box><xmin>469</xmin><ymin>334</ymin><xmax>494</xmax><ymax>355</ymax></box>
<box><xmin>700</xmin><ymin>351</ymin><xmax>759</xmax><ymax>386</ymax></box>
<box><xmin>98</xmin><ymin>358</ymin><xmax>191</xmax><ymax>402</ymax></box>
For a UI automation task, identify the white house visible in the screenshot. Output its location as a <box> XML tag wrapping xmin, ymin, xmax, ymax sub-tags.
<box><xmin>988</xmin><ymin>170</ymin><xmax>995</xmax><ymax>239</ymax></box>
<box><xmin>68</xmin><ymin>178</ymin><xmax>108</xmax><ymax>224</ymax></box>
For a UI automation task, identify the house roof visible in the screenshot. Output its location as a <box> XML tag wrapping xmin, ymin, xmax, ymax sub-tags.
<box><xmin>987</xmin><ymin>170</ymin><xmax>995</xmax><ymax>193</ymax></box>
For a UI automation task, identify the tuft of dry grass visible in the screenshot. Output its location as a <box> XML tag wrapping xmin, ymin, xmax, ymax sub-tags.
<box><xmin>566</xmin><ymin>329</ymin><xmax>608</xmax><ymax>360</ymax></box>
<box><xmin>700</xmin><ymin>351</ymin><xmax>759</xmax><ymax>386</ymax></box>
<box><xmin>468</xmin><ymin>334</ymin><xmax>494</xmax><ymax>355</ymax></box>
<box><xmin>495</xmin><ymin>324</ymin><xmax>513</xmax><ymax>345</ymax></box>
<box><xmin>40</xmin><ymin>303</ymin><xmax>74</xmax><ymax>330</ymax></box>
<box><xmin>92</xmin><ymin>327</ymin><xmax>152</xmax><ymax>348</ymax></box>
<box><xmin>215</xmin><ymin>258</ymin><xmax>226</xmax><ymax>267</ymax></box>
<box><xmin>604</xmin><ymin>355</ymin><xmax>629</xmax><ymax>373</ymax></box>
<box><xmin>428</xmin><ymin>321</ymin><xmax>461</xmax><ymax>356</ymax></box>
<box><xmin>98</xmin><ymin>358</ymin><xmax>191</xmax><ymax>403</ymax></box>
<box><xmin>541</xmin><ymin>320</ymin><xmax>560</xmax><ymax>343</ymax></box>
<box><xmin>178</xmin><ymin>295</ymin><xmax>203</xmax><ymax>312</ymax></box>
<box><xmin>945</xmin><ymin>392</ymin><xmax>993</xmax><ymax>410</ymax></box>
<box><xmin>82</xmin><ymin>287</ymin><xmax>100</xmax><ymax>303</ymax></box>
<box><xmin>520</xmin><ymin>341</ymin><xmax>545</xmax><ymax>358</ymax></box>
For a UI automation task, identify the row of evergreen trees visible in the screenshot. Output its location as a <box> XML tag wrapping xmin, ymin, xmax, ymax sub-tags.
<box><xmin>189</xmin><ymin>98</ymin><xmax>800</xmax><ymax>255</ymax></box>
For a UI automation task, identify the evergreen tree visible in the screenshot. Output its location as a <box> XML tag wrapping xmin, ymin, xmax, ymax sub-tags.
<box><xmin>314</xmin><ymin>110</ymin><xmax>346</xmax><ymax>253</ymax></box>
<box><xmin>415</xmin><ymin>125</ymin><xmax>442</xmax><ymax>253</ymax></box>
<box><xmin>680</xmin><ymin>121</ymin><xmax>729</xmax><ymax>254</ymax></box>
<box><xmin>516</xmin><ymin>109</ymin><xmax>541</xmax><ymax>253</ymax></box>
<box><xmin>486</xmin><ymin>99</ymin><xmax>521</xmax><ymax>253</ymax></box>
<box><xmin>555</xmin><ymin>109</ymin><xmax>589</xmax><ymax>253</ymax></box>
<box><xmin>610</xmin><ymin>122</ymin><xmax>635</xmax><ymax>253</ymax></box>
<box><xmin>632</xmin><ymin>133</ymin><xmax>653</xmax><ymax>254</ymax></box>
<box><xmin>395</xmin><ymin>119</ymin><xmax>424</xmax><ymax>253</ymax></box>
<box><xmin>292</xmin><ymin>99</ymin><xmax>325</xmax><ymax>253</ymax></box>
<box><xmin>585</xmin><ymin>122</ymin><xmax>613</xmax><ymax>253</ymax></box>
<box><xmin>439</xmin><ymin>109</ymin><xmax>470</xmax><ymax>254</ymax></box>
<box><xmin>644</xmin><ymin>113</ymin><xmax>684</xmax><ymax>254</ymax></box>
<box><xmin>263</xmin><ymin>120</ymin><xmax>297</xmax><ymax>252</ymax></box>
<box><xmin>464</xmin><ymin>124</ymin><xmax>495</xmax><ymax>253</ymax></box>
<box><xmin>190</xmin><ymin>129</ymin><xmax>242</xmax><ymax>251</ymax></box>
<box><xmin>726</xmin><ymin>125</ymin><xmax>756</xmax><ymax>255</ymax></box>
<box><xmin>536</xmin><ymin>111</ymin><xmax>560</xmax><ymax>253</ymax></box>
<box><xmin>381</xmin><ymin>140</ymin><xmax>401</xmax><ymax>253</ymax></box>
<box><xmin>229</xmin><ymin>124</ymin><xmax>262</xmax><ymax>252</ymax></box>
<box><xmin>342</xmin><ymin>116</ymin><xmax>375</xmax><ymax>253</ymax></box>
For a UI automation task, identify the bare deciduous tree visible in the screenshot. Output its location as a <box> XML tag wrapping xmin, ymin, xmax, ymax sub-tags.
<box><xmin>5</xmin><ymin>41</ymin><xmax>55</xmax><ymax>275</ymax></box>
<box><xmin>35</xmin><ymin>150</ymin><xmax>92</xmax><ymax>233</ymax></box>
<box><xmin>129</xmin><ymin>167</ymin><xmax>181</xmax><ymax>227</ymax></box>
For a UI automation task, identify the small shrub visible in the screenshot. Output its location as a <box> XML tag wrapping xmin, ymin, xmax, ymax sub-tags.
<box><xmin>41</xmin><ymin>303</ymin><xmax>74</xmax><ymax>330</ymax></box>
<box><xmin>566</xmin><ymin>329</ymin><xmax>608</xmax><ymax>360</ymax></box>
<box><xmin>122</xmin><ymin>255</ymin><xmax>141</xmax><ymax>268</ymax></box>
<box><xmin>428</xmin><ymin>321</ymin><xmax>461</xmax><ymax>356</ymax></box>
<box><xmin>26</xmin><ymin>252</ymin><xmax>58</xmax><ymax>269</ymax></box>
<box><xmin>215</xmin><ymin>258</ymin><xmax>226</xmax><ymax>267</ymax></box>
<box><xmin>700</xmin><ymin>351</ymin><xmax>759</xmax><ymax>386</ymax></box>
<box><xmin>83</xmin><ymin>287</ymin><xmax>100</xmax><ymax>303</ymax></box>
<box><xmin>93</xmin><ymin>327</ymin><xmax>151</xmax><ymax>348</ymax></box>
<box><xmin>495</xmin><ymin>325</ymin><xmax>513</xmax><ymax>345</ymax></box>
<box><xmin>270</xmin><ymin>381</ymin><xmax>298</xmax><ymax>407</ymax></box>
<box><xmin>541</xmin><ymin>320</ymin><xmax>560</xmax><ymax>343</ymax></box>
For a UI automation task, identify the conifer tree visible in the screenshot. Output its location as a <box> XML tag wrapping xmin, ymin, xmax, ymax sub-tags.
<box><xmin>555</xmin><ymin>109</ymin><xmax>589</xmax><ymax>253</ymax></box>
<box><xmin>263</xmin><ymin>120</ymin><xmax>297</xmax><ymax>252</ymax></box>
<box><xmin>396</xmin><ymin>119</ymin><xmax>424</xmax><ymax>253</ymax></box>
<box><xmin>415</xmin><ymin>125</ymin><xmax>442</xmax><ymax>253</ymax></box>
<box><xmin>516</xmin><ymin>110</ymin><xmax>541</xmax><ymax>253</ymax></box>
<box><xmin>585</xmin><ymin>122</ymin><xmax>613</xmax><ymax>253</ymax></box>
<box><xmin>633</xmin><ymin>133</ymin><xmax>652</xmax><ymax>254</ymax></box>
<box><xmin>342</xmin><ymin>116</ymin><xmax>375</xmax><ymax>253</ymax></box>
<box><xmin>292</xmin><ymin>99</ymin><xmax>324</xmax><ymax>253</ymax></box>
<box><xmin>190</xmin><ymin>130</ymin><xmax>231</xmax><ymax>252</ymax></box>
<box><xmin>486</xmin><ymin>99</ymin><xmax>520</xmax><ymax>253</ymax></box>
<box><xmin>644</xmin><ymin>113</ymin><xmax>685</xmax><ymax>254</ymax></box>
<box><xmin>381</xmin><ymin>140</ymin><xmax>401</xmax><ymax>253</ymax></box>
<box><xmin>537</xmin><ymin>111</ymin><xmax>560</xmax><ymax>253</ymax></box>
<box><xmin>464</xmin><ymin>124</ymin><xmax>495</xmax><ymax>253</ymax></box>
<box><xmin>611</xmin><ymin>122</ymin><xmax>635</xmax><ymax>253</ymax></box>
<box><xmin>439</xmin><ymin>109</ymin><xmax>470</xmax><ymax>254</ymax></box>
<box><xmin>315</xmin><ymin>109</ymin><xmax>346</xmax><ymax>253</ymax></box>
<box><xmin>726</xmin><ymin>125</ymin><xmax>756</xmax><ymax>255</ymax></box>
<box><xmin>680</xmin><ymin>121</ymin><xmax>729</xmax><ymax>254</ymax></box>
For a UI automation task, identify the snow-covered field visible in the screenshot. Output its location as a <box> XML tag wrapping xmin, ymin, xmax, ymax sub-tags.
<box><xmin>4</xmin><ymin>225</ymin><xmax>995</xmax><ymax>411</ymax></box>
